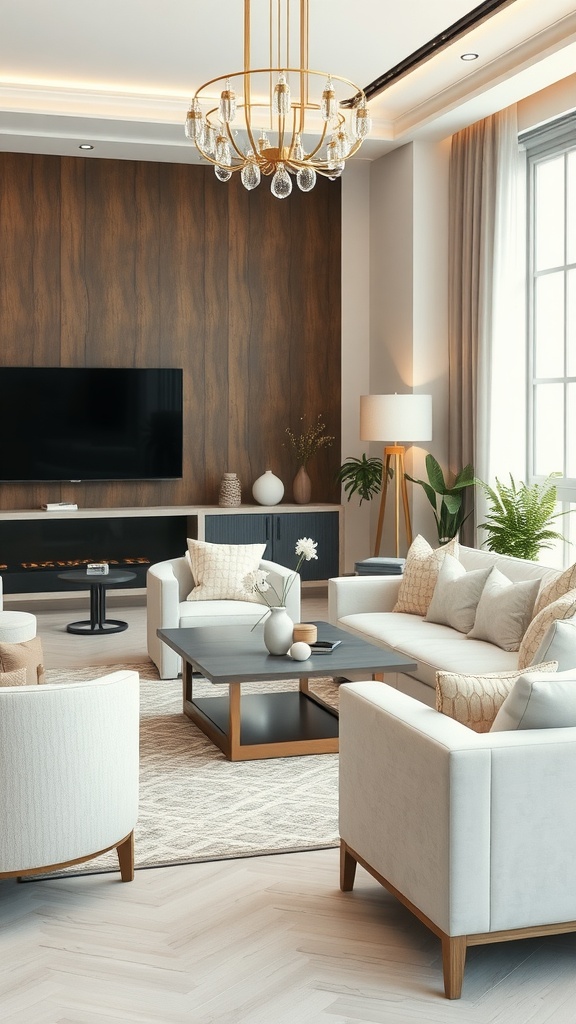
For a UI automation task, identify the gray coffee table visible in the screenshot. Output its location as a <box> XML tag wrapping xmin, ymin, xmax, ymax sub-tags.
<box><xmin>157</xmin><ymin>620</ymin><xmax>417</xmax><ymax>761</ymax></box>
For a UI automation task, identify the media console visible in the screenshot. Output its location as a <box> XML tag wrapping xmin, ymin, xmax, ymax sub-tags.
<box><xmin>0</xmin><ymin>504</ymin><xmax>343</xmax><ymax>596</ymax></box>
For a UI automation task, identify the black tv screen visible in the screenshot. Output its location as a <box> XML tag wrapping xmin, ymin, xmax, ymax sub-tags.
<box><xmin>0</xmin><ymin>367</ymin><xmax>183</xmax><ymax>482</ymax></box>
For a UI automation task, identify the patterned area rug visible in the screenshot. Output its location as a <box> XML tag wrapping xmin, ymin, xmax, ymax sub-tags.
<box><xmin>43</xmin><ymin>660</ymin><xmax>340</xmax><ymax>876</ymax></box>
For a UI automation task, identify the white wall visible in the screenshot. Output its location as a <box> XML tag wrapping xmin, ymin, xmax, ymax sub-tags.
<box><xmin>347</xmin><ymin>138</ymin><xmax>451</xmax><ymax>558</ymax></box>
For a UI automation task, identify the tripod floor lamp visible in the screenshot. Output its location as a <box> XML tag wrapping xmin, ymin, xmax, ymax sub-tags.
<box><xmin>360</xmin><ymin>394</ymin><xmax>432</xmax><ymax>557</ymax></box>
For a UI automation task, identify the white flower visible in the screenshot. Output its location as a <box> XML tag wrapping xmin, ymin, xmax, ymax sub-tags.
<box><xmin>295</xmin><ymin>537</ymin><xmax>318</xmax><ymax>561</ymax></box>
<box><xmin>243</xmin><ymin>569</ymin><xmax>270</xmax><ymax>594</ymax></box>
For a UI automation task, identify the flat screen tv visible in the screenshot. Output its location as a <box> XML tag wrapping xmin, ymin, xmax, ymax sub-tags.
<box><xmin>0</xmin><ymin>367</ymin><xmax>183</xmax><ymax>482</ymax></box>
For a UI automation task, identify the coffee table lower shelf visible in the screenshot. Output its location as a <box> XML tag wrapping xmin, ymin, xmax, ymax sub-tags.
<box><xmin>184</xmin><ymin>685</ymin><xmax>339</xmax><ymax>761</ymax></box>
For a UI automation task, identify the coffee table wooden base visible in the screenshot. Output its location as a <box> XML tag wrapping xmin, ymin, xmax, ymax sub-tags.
<box><xmin>183</xmin><ymin>667</ymin><xmax>339</xmax><ymax>761</ymax></box>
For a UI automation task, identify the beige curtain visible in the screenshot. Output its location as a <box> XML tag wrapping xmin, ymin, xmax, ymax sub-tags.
<box><xmin>448</xmin><ymin>106</ymin><xmax>523</xmax><ymax>547</ymax></box>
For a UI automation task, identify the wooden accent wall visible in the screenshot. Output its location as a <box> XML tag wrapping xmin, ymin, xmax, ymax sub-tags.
<box><xmin>0</xmin><ymin>153</ymin><xmax>341</xmax><ymax>511</ymax></box>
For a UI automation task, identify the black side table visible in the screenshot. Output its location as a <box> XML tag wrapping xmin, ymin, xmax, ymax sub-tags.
<box><xmin>57</xmin><ymin>569</ymin><xmax>137</xmax><ymax>635</ymax></box>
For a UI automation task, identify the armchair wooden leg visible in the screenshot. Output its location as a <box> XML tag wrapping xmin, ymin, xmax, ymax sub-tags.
<box><xmin>340</xmin><ymin>841</ymin><xmax>357</xmax><ymax>892</ymax></box>
<box><xmin>442</xmin><ymin>934</ymin><xmax>467</xmax><ymax>999</ymax></box>
<box><xmin>116</xmin><ymin>831</ymin><xmax>135</xmax><ymax>882</ymax></box>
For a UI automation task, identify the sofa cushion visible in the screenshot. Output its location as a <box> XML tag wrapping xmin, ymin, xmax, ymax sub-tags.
<box><xmin>467</xmin><ymin>567</ymin><xmax>539</xmax><ymax>652</ymax></box>
<box><xmin>518</xmin><ymin>590</ymin><xmax>576</xmax><ymax>670</ymax></box>
<box><xmin>532</xmin><ymin>562</ymin><xmax>576</xmax><ymax>618</ymax></box>
<box><xmin>185</xmin><ymin>539</ymin><xmax>266</xmax><ymax>603</ymax></box>
<box><xmin>530</xmin><ymin>617</ymin><xmax>576</xmax><ymax>671</ymax></box>
<box><xmin>436</xmin><ymin>661</ymin><xmax>558</xmax><ymax>733</ymax></box>
<box><xmin>0</xmin><ymin>637</ymin><xmax>45</xmax><ymax>685</ymax></box>
<box><xmin>491</xmin><ymin>668</ymin><xmax>576</xmax><ymax>731</ymax></box>
<box><xmin>339</xmin><ymin>611</ymin><xmax>518</xmax><ymax>689</ymax></box>
<box><xmin>179</xmin><ymin>599</ymin><xmax>269</xmax><ymax>628</ymax></box>
<box><xmin>425</xmin><ymin>554</ymin><xmax>491</xmax><ymax>634</ymax></box>
<box><xmin>393</xmin><ymin>535</ymin><xmax>459</xmax><ymax>616</ymax></box>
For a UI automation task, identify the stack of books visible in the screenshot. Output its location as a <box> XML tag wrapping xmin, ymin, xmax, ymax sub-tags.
<box><xmin>354</xmin><ymin>557</ymin><xmax>405</xmax><ymax>576</ymax></box>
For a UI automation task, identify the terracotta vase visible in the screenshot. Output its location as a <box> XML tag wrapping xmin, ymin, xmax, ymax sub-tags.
<box><xmin>293</xmin><ymin>465</ymin><xmax>312</xmax><ymax>504</ymax></box>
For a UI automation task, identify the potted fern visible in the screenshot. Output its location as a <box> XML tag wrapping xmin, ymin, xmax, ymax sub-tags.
<box><xmin>336</xmin><ymin>453</ymin><xmax>385</xmax><ymax>504</ymax></box>
<box><xmin>477</xmin><ymin>473</ymin><xmax>568</xmax><ymax>560</ymax></box>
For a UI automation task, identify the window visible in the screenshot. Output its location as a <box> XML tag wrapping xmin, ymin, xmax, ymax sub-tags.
<box><xmin>523</xmin><ymin>115</ymin><xmax>576</xmax><ymax>566</ymax></box>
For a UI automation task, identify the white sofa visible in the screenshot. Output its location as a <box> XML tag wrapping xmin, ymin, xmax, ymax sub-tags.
<box><xmin>339</xmin><ymin>680</ymin><xmax>576</xmax><ymax>998</ymax></box>
<box><xmin>147</xmin><ymin>556</ymin><xmax>301</xmax><ymax>679</ymax></box>
<box><xmin>329</xmin><ymin>545</ymin><xmax>573</xmax><ymax>705</ymax></box>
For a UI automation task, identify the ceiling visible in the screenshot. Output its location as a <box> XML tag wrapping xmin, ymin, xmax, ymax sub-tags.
<box><xmin>1</xmin><ymin>0</ymin><xmax>576</xmax><ymax>165</ymax></box>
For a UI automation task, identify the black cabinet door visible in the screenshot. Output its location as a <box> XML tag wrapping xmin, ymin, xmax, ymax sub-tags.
<box><xmin>204</xmin><ymin>511</ymin><xmax>339</xmax><ymax>581</ymax></box>
<box><xmin>272</xmin><ymin>512</ymin><xmax>339</xmax><ymax>581</ymax></box>
<box><xmin>204</xmin><ymin>514</ymin><xmax>273</xmax><ymax>560</ymax></box>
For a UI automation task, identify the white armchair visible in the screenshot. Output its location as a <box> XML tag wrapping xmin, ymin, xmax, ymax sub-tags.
<box><xmin>0</xmin><ymin>670</ymin><xmax>139</xmax><ymax>881</ymax></box>
<box><xmin>339</xmin><ymin>680</ymin><xmax>576</xmax><ymax>999</ymax></box>
<box><xmin>147</xmin><ymin>556</ymin><xmax>301</xmax><ymax>679</ymax></box>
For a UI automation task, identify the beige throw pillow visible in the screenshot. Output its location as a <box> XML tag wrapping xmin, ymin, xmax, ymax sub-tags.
<box><xmin>518</xmin><ymin>589</ymin><xmax>576</xmax><ymax>669</ymax></box>
<box><xmin>467</xmin><ymin>567</ymin><xmax>540</xmax><ymax>652</ymax></box>
<box><xmin>394</xmin><ymin>535</ymin><xmax>459</xmax><ymax>616</ymax></box>
<box><xmin>436</xmin><ymin>661</ymin><xmax>558</xmax><ymax>733</ymax></box>
<box><xmin>425</xmin><ymin>554</ymin><xmax>491</xmax><ymax>634</ymax></box>
<box><xmin>532</xmin><ymin>562</ymin><xmax>576</xmax><ymax>618</ymax></box>
<box><xmin>0</xmin><ymin>637</ymin><xmax>45</xmax><ymax>685</ymax></box>
<box><xmin>186</xmin><ymin>539</ymin><xmax>267</xmax><ymax>602</ymax></box>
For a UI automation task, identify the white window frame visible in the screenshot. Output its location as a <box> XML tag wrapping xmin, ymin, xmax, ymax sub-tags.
<box><xmin>521</xmin><ymin>113</ymin><xmax>576</xmax><ymax>566</ymax></box>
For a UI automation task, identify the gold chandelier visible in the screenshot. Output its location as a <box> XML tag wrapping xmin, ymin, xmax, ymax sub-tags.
<box><xmin>185</xmin><ymin>0</ymin><xmax>371</xmax><ymax>198</ymax></box>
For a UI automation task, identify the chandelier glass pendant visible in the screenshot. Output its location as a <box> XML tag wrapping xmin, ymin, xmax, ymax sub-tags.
<box><xmin>185</xmin><ymin>0</ymin><xmax>371</xmax><ymax>199</ymax></box>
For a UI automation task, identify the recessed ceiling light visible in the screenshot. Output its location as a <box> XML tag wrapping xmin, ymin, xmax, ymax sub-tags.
<box><xmin>460</xmin><ymin>52</ymin><xmax>479</xmax><ymax>61</ymax></box>
<box><xmin>79</xmin><ymin>143</ymin><xmax>94</xmax><ymax>150</ymax></box>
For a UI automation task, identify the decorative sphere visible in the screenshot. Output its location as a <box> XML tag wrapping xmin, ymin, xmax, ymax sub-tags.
<box><xmin>252</xmin><ymin>470</ymin><xmax>284</xmax><ymax>506</ymax></box>
<box><xmin>289</xmin><ymin>642</ymin><xmax>311</xmax><ymax>661</ymax></box>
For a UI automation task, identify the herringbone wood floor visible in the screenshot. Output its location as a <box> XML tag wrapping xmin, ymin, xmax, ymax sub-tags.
<box><xmin>2</xmin><ymin>589</ymin><xmax>576</xmax><ymax>1022</ymax></box>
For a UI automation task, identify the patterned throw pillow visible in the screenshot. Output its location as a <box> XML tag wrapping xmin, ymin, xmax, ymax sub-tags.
<box><xmin>436</xmin><ymin>661</ymin><xmax>558</xmax><ymax>733</ymax></box>
<box><xmin>186</xmin><ymin>539</ymin><xmax>267</xmax><ymax>602</ymax></box>
<box><xmin>532</xmin><ymin>562</ymin><xmax>576</xmax><ymax>618</ymax></box>
<box><xmin>393</xmin><ymin>535</ymin><xmax>459</xmax><ymax>616</ymax></box>
<box><xmin>518</xmin><ymin>589</ymin><xmax>576</xmax><ymax>669</ymax></box>
<box><xmin>0</xmin><ymin>667</ymin><xmax>28</xmax><ymax>687</ymax></box>
<box><xmin>467</xmin><ymin>567</ymin><xmax>540</xmax><ymax>652</ymax></box>
<box><xmin>0</xmin><ymin>637</ymin><xmax>45</xmax><ymax>685</ymax></box>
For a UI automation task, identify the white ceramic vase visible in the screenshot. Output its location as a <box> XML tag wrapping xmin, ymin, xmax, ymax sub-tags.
<box><xmin>252</xmin><ymin>470</ymin><xmax>284</xmax><ymax>506</ymax></box>
<box><xmin>263</xmin><ymin>606</ymin><xmax>294</xmax><ymax>656</ymax></box>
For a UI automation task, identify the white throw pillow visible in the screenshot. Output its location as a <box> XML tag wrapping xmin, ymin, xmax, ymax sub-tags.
<box><xmin>490</xmin><ymin>668</ymin><xmax>576</xmax><ymax>732</ymax></box>
<box><xmin>186</xmin><ymin>539</ymin><xmax>267</xmax><ymax>602</ymax></box>
<box><xmin>425</xmin><ymin>554</ymin><xmax>491</xmax><ymax>634</ymax></box>
<box><xmin>436</xmin><ymin>661</ymin><xmax>559</xmax><ymax>733</ymax></box>
<box><xmin>530</xmin><ymin>617</ymin><xmax>576</xmax><ymax>671</ymax></box>
<box><xmin>393</xmin><ymin>535</ymin><xmax>459</xmax><ymax>616</ymax></box>
<box><xmin>467</xmin><ymin>567</ymin><xmax>540</xmax><ymax>652</ymax></box>
<box><xmin>518</xmin><ymin>590</ymin><xmax>576</xmax><ymax>669</ymax></box>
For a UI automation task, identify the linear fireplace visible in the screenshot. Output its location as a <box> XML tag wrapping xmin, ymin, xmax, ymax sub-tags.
<box><xmin>0</xmin><ymin>513</ymin><xmax>197</xmax><ymax>594</ymax></box>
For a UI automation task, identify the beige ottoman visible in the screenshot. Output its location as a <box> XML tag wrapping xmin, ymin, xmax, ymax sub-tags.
<box><xmin>0</xmin><ymin>612</ymin><xmax>44</xmax><ymax>685</ymax></box>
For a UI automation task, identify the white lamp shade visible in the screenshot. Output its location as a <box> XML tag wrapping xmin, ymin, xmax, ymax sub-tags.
<box><xmin>360</xmin><ymin>394</ymin><xmax>432</xmax><ymax>443</ymax></box>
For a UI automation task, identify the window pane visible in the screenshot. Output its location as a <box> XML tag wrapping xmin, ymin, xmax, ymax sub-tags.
<box><xmin>568</xmin><ymin>383</ymin><xmax>576</xmax><ymax>479</ymax></box>
<box><xmin>533</xmin><ymin>383</ymin><xmax>564</xmax><ymax>476</ymax></box>
<box><xmin>568</xmin><ymin>268</ymin><xmax>576</xmax><ymax>377</ymax></box>
<box><xmin>568</xmin><ymin>150</ymin><xmax>576</xmax><ymax>265</ymax></box>
<box><xmin>535</xmin><ymin>156</ymin><xmax>565</xmax><ymax>271</ymax></box>
<box><xmin>534</xmin><ymin>272</ymin><xmax>565</xmax><ymax>378</ymax></box>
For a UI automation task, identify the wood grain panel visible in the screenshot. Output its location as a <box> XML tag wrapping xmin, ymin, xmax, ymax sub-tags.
<box><xmin>0</xmin><ymin>153</ymin><xmax>341</xmax><ymax>512</ymax></box>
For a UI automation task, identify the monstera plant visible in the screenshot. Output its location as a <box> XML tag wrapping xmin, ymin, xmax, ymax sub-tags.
<box><xmin>405</xmin><ymin>454</ymin><xmax>476</xmax><ymax>544</ymax></box>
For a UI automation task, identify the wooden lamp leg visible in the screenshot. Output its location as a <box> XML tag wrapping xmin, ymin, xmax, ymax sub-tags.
<box><xmin>374</xmin><ymin>446</ymin><xmax>412</xmax><ymax>558</ymax></box>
